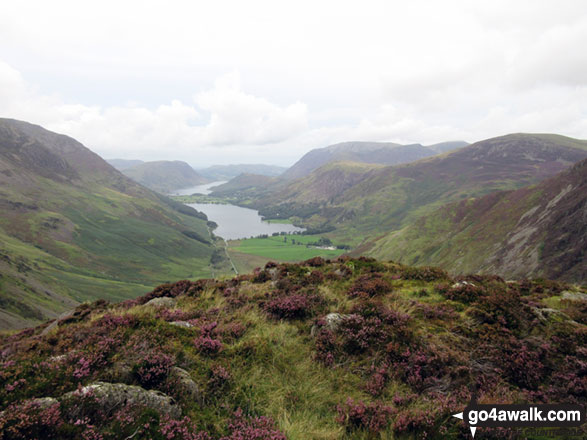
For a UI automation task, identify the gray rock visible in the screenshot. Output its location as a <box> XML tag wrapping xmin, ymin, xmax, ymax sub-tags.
<box><xmin>41</xmin><ymin>310</ymin><xmax>75</xmax><ymax>336</ymax></box>
<box><xmin>533</xmin><ymin>307</ymin><xmax>571</xmax><ymax>323</ymax></box>
<box><xmin>100</xmin><ymin>362</ymin><xmax>134</xmax><ymax>384</ymax></box>
<box><xmin>451</xmin><ymin>281</ymin><xmax>475</xmax><ymax>288</ymax></box>
<box><xmin>169</xmin><ymin>367</ymin><xmax>202</xmax><ymax>405</ymax></box>
<box><xmin>311</xmin><ymin>313</ymin><xmax>352</xmax><ymax>336</ymax></box>
<box><xmin>170</xmin><ymin>320</ymin><xmax>193</xmax><ymax>328</ymax></box>
<box><xmin>562</xmin><ymin>291</ymin><xmax>587</xmax><ymax>301</ymax></box>
<box><xmin>62</xmin><ymin>382</ymin><xmax>181</xmax><ymax>418</ymax></box>
<box><xmin>145</xmin><ymin>297</ymin><xmax>177</xmax><ymax>308</ymax></box>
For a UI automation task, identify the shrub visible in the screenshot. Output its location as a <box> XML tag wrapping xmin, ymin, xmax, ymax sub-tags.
<box><xmin>305</xmin><ymin>256</ymin><xmax>325</xmax><ymax>267</ymax></box>
<box><xmin>348</xmin><ymin>274</ymin><xmax>392</xmax><ymax>298</ymax></box>
<box><xmin>208</xmin><ymin>364</ymin><xmax>231</xmax><ymax>393</ymax></box>
<box><xmin>264</xmin><ymin>294</ymin><xmax>313</xmax><ymax>320</ymax></box>
<box><xmin>133</xmin><ymin>352</ymin><xmax>175</xmax><ymax>388</ymax></box>
<box><xmin>336</xmin><ymin>398</ymin><xmax>393</xmax><ymax>433</ymax></box>
<box><xmin>0</xmin><ymin>399</ymin><xmax>65</xmax><ymax>439</ymax></box>
<box><xmin>194</xmin><ymin>336</ymin><xmax>223</xmax><ymax>355</ymax></box>
<box><xmin>402</xmin><ymin>266</ymin><xmax>448</xmax><ymax>281</ymax></box>
<box><xmin>438</xmin><ymin>282</ymin><xmax>486</xmax><ymax>304</ymax></box>
<box><xmin>220</xmin><ymin>408</ymin><xmax>286</xmax><ymax>440</ymax></box>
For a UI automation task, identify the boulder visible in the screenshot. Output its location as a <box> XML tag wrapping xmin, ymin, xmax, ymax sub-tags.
<box><xmin>145</xmin><ymin>297</ymin><xmax>177</xmax><ymax>308</ymax></box>
<box><xmin>311</xmin><ymin>313</ymin><xmax>352</xmax><ymax>336</ymax></box>
<box><xmin>562</xmin><ymin>291</ymin><xmax>587</xmax><ymax>301</ymax></box>
<box><xmin>62</xmin><ymin>382</ymin><xmax>181</xmax><ymax>418</ymax></box>
<box><xmin>169</xmin><ymin>367</ymin><xmax>202</xmax><ymax>405</ymax></box>
<box><xmin>170</xmin><ymin>320</ymin><xmax>193</xmax><ymax>328</ymax></box>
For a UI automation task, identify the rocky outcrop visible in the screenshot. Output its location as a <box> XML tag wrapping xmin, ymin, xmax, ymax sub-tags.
<box><xmin>169</xmin><ymin>367</ymin><xmax>202</xmax><ymax>405</ymax></box>
<box><xmin>62</xmin><ymin>382</ymin><xmax>181</xmax><ymax>418</ymax></box>
<box><xmin>145</xmin><ymin>297</ymin><xmax>177</xmax><ymax>308</ymax></box>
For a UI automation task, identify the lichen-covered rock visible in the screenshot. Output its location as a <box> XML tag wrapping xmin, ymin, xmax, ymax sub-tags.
<box><xmin>61</xmin><ymin>382</ymin><xmax>181</xmax><ymax>418</ymax></box>
<box><xmin>145</xmin><ymin>297</ymin><xmax>177</xmax><ymax>308</ymax></box>
<box><xmin>169</xmin><ymin>367</ymin><xmax>202</xmax><ymax>405</ymax></box>
<box><xmin>170</xmin><ymin>320</ymin><xmax>193</xmax><ymax>328</ymax></box>
<box><xmin>562</xmin><ymin>291</ymin><xmax>587</xmax><ymax>301</ymax></box>
<box><xmin>311</xmin><ymin>313</ymin><xmax>352</xmax><ymax>336</ymax></box>
<box><xmin>100</xmin><ymin>362</ymin><xmax>134</xmax><ymax>384</ymax></box>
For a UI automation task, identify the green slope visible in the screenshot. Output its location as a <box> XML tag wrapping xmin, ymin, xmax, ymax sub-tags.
<box><xmin>0</xmin><ymin>258</ymin><xmax>584</xmax><ymax>438</ymax></box>
<box><xmin>0</xmin><ymin>119</ymin><xmax>226</xmax><ymax>329</ymax></box>
<box><xmin>369</xmin><ymin>158</ymin><xmax>587</xmax><ymax>282</ymax></box>
<box><xmin>122</xmin><ymin>160</ymin><xmax>208</xmax><ymax>194</ymax></box>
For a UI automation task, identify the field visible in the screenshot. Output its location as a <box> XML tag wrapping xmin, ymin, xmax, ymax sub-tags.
<box><xmin>228</xmin><ymin>234</ymin><xmax>345</xmax><ymax>263</ymax></box>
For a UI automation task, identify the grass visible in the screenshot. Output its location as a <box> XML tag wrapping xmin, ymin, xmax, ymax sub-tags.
<box><xmin>228</xmin><ymin>235</ymin><xmax>345</xmax><ymax>262</ymax></box>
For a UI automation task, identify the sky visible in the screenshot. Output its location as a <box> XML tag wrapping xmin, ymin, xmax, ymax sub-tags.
<box><xmin>1</xmin><ymin>0</ymin><xmax>586</xmax><ymax>167</ymax></box>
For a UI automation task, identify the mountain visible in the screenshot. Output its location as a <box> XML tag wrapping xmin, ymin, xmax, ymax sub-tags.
<box><xmin>281</xmin><ymin>141</ymin><xmax>467</xmax><ymax>180</ymax></box>
<box><xmin>122</xmin><ymin>160</ymin><xmax>208</xmax><ymax>194</ymax></box>
<box><xmin>208</xmin><ymin>173</ymin><xmax>280</xmax><ymax>199</ymax></box>
<box><xmin>198</xmin><ymin>164</ymin><xmax>287</xmax><ymax>181</ymax></box>
<box><xmin>0</xmin><ymin>257</ymin><xmax>584</xmax><ymax>438</ymax></box>
<box><xmin>426</xmin><ymin>140</ymin><xmax>469</xmax><ymax>153</ymax></box>
<box><xmin>0</xmin><ymin>119</ymin><xmax>223</xmax><ymax>329</ymax></box>
<box><xmin>369</xmin><ymin>158</ymin><xmax>587</xmax><ymax>282</ymax></box>
<box><xmin>229</xmin><ymin>134</ymin><xmax>587</xmax><ymax>262</ymax></box>
<box><xmin>106</xmin><ymin>158</ymin><xmax>144</xmax><ymax>171</ymax></box>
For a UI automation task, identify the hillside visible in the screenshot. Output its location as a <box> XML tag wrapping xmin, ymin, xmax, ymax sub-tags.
<box><xmin>123</xmin><ymin>160</ymin><xmax>208</xmax><ymax>194</ymax></box>
<box><xmin>106</xmin><ymin>159</ymin><xmax>144</xmax><ymax>171</ymax></box>
<box><xmin>281</xmin><ymin>141</ymin><xmax>467</xmax><ymax>180</ymax></box>
<box><xmin>0</xmin><ymin>257</ymin><xmax>584</xmax><ymax>439</ymax></box>
<box><xmin>239</xmin><ymin>134</ymin><xmax>587</xmax><ymax>243</ymax></box>
<box><xmin>0</xmin><ymin>119</ymin><xmax>224</xmax><ymax>329</ymax></box>
<box><xmin>198</xmin><ymin>164</ymin><xmax>287</xmax><ymax>181</ymax></box>
<box><xmin>369</xmin><ymin>158</ymin><xmax>587</xmax><ymax>282</ymax></box>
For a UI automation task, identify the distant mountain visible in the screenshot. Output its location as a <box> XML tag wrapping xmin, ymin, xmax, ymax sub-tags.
<box><xmin>0</xmin><ymin>119</ymin><xmax>221</xmax><ymax>329</ymax></box>
<box><xmin>281</xmin><ymin>141</ymin><xmax>467</xmax><ymax>180</ymax></box>
<box><xmin>226</xmin><ymin>133</ymin><xmax>587</xmax><ymax>276</ymax></box>
<box><xmin>372</xmin><ymin>157</ymin><xmax>587</xmax><ymax>282</ymax></box>
<box><xmin>106</xmin><ymin>158</ymin><xmax>144</xmax><ymax>170</ymax></box>
<box><xmin>123</xmin><ymin>160</ymin><xmax>208</xmax><ymax>194</ymax></box>
<box><xmin>426</xmin><ymin>140</ymin><xmax>469</xmax><ymax>153</ymax></box>
<box><xmin>198</xmin><ymin>164</ymin><xmax>287</xmax><ymax>181</ymax></box>
<box><xmin>209</xmin><ymin>173</ymin><xmax>280</xmax><ymax>199</ymax></box>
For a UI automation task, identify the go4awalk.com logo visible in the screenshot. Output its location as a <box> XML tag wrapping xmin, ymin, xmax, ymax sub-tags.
<box><xmin>452</xmin><ymin>396</ymin><xmax>585</xmax><ymax>437</ymax></box>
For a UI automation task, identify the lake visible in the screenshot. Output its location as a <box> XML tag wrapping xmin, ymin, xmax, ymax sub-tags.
<box><xmin>171</xmin><ymin>181</ymin><xmax>228</xmax><ymax>196</ymax></box>
<box><xmin>187</xmin><ymin>203</ymin><xmax>305</xmax><ymax>240</ymax></box>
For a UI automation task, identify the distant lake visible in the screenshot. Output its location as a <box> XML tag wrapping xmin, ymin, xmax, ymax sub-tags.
<box><xmin>187</xmin><ymin>203</ymin><xmax>305</xmax><ymax>240</ymax></box>
<box><xmin>171</xmin><ymin>181</ymin><xmax>228</xmax><ymax>196</ymax></box>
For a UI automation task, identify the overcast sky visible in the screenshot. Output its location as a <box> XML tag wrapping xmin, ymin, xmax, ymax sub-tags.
<box><xmin>1</xmin><ymin>0</ymin><xmax>586</xmax><ymax>167</ymax></box>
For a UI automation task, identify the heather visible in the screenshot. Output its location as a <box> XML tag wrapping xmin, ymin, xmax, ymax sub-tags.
<box><xmin>1</xmin><ymin>258</ymin><xmax>585</xmax><ymax>439</ymax></box>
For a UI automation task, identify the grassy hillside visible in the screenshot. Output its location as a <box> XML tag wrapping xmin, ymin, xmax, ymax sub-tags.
<box><xmin>0</xmin><ymin>119</ymin><xmax>225</xmax><ymax>329</ymax></box>
<box><xmin>281</xmin><ymin>141</ymin><xmax>459</xmax><ymax>180</ymax></box>
<box><xmin>123</xmin><ymin>160</ymin><xmax>208</xmax><ymax>194</ymax></box>
<box><xmin>227</xmin><ymin>134</ymin><xmax>587</xmax><ymax>275</ymax></box>
<box><xmin>369</xmin><ymin>158</ymin><xmax>587</xmax><ymax>282</ymax></box>
<box><xmin>198</xmin><ymin>164</ymin><xmax>287</xmax><ymax>181</ymax></box>
<box><xmin>106</xmin><ymin>159</ymin><xmax>144</xmax><ymax>170</ymax></box>
<box><xmin>0</xmin><ymin>257</ymin><xmax>584</xmax><ymax>439</ymax></box>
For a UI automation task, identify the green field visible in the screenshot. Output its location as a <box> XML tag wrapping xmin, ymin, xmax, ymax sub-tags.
<box><xmin>228</xmin><ymin>234</ymin><xmax>345</xmax><ymax>262</ymax></box>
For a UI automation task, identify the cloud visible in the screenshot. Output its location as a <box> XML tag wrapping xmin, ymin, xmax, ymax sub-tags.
<box><xmin>195</xmin><ymin>72</ymin><xmax>308</xmax><ymax>146</ymax></box>
<box><xmin>0</xmin><ymin>65</ymin><xmax>308</xmax><ymax>164</ymax></box>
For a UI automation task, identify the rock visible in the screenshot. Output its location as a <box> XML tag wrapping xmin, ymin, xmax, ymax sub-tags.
<box><xmin>311</xmin><ymin>313</ymin><xmax>352</xmax><ymax>336</ymax></box>
<box><xmin>169</xmin><ymin>367</ymin><xmax>202</xmax><ymax>405</ymax></box>
<box><xmin>451</xmin><ymin>281</ymin><xmax>475</xmax><ymax>288</ymax></box>
<box><xmin>61</xmin><ymin>382</ymin><xmax>181</xmax><ymax>418</ymax></box>
<box><xmin>100</xmin><ymin>362</ymin><xmax>134</xmax><ymax>384</ymax></box>
<box><xmin>145</xmin><ymin>297</ymin><xmax>177</xmax><ymax>308</ymax></box>
<box><xmin>32</xmin><ymin>397</ymin><xmax>59</xmax><ymax>409</ymax></box>
<box><xmin>533</xmin><ymin>307</ymin><xmax>571</xmax><ymax>323</ymax></box>
<box><xmin>170</xmin><ymin>320</ymin><xmax>193</xmax><ymax>328</ymax></box>
<box><xmin>40</xmin><ymin>310</ymin><xmax>75</xmax><ymax>336</ymax></box>
<box><xmin>562</xmin><ymin>291</ymin><xmax>587</xmax><ymax>301</ymax></box>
